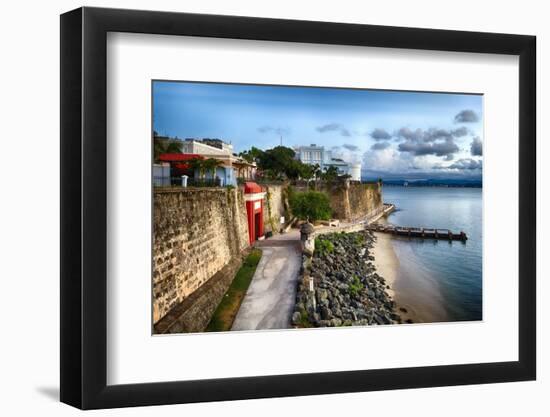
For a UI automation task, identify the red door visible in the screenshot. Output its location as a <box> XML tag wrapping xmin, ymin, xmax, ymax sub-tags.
<box><xmin>254</xmin><ymin>212</ymin><xmax>261</xmax><ymax>240</ymax></box>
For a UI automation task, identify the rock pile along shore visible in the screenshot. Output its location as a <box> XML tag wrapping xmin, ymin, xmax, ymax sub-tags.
<box><xmin>292</xmin><ymin>231</ymin><xmax>401</xmax><ymax>327</ymax></box>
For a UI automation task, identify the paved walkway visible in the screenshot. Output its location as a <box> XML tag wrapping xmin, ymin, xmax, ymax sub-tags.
<box><xmin>231</xmin><ymin>234</ymin><xmax>301</xmax><ymax>331</ymax></box>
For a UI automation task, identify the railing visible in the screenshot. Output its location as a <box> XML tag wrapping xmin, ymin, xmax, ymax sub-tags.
<box><xmin>153</xmin><ymin>176</ymin><xmax>171</xmax><ymax>187</ymax></box>
<box><xmin>187</xmin><ymin>178</ymin><xmax>222</xmax><ymax>187</ymax></box>
<box><xmin>153</xmin><ymin>177</ymin><xmax>227</xmax><ymax>188</ymax></box>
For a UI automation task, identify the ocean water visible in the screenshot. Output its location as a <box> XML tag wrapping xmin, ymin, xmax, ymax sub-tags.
<box><xmin>381</xmin><ymin>187</ymin><xmax>482</xmax><ymax>323</ymax></box>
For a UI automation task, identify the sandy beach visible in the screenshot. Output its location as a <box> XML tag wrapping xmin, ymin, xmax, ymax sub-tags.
<box><xmin>371</xmin><ymin>232</ymin><xmax>449</xmax><ymax>324</ymax></box>
<box><xmin>370</xmin><ymin>232</ymin><xmax>399</xmax><ymax>300</ymax></box>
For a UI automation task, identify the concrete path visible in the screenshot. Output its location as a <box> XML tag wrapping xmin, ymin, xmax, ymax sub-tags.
<box><xmin>231</xmin><ymin>235</ymin><xmax>301</xmax><ymax>331</ymax></box>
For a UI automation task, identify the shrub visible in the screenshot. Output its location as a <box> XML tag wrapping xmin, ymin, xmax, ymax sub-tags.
<box><xmin>289</xmin><ymin>191</ymin><xmax>332</xmax><ymax>222</ymax></box>
<box><xmin>315</xmin><ymin>238</ymin><xmax>334</xmax><ymax>256</ymax></box>
<box><xmin>349</xmin><ymin>275</ymin><xmax>364</xmax><ymax>297</ymax></box>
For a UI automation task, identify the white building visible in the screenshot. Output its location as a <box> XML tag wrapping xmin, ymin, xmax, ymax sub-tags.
<box><xmin>294</xmin><ymin>144</ymin><xmax>362</xmax><ymax>181</ymax></box>
<box><xmin>180</xmin><ymin>138</ymin><xmax>256</xmax><ymax>185</ymax></box>
<box><xmin>153</xmin><ymin>162</ymin><xmax>170</xmax><ymax>186</ymax></box>
<box><xmin>182</xmin><ymin>138</ymin><xmax>234</xmax><ymax>156</ymax></box>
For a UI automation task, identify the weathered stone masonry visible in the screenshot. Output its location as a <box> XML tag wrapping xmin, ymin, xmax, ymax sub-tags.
<box><xmin>296</xmin><ymin>181</ymin><xmax>383</xmax><ymax>221</ymax></box>
<box><xmin>262</xmin><ymin>183</ymin><xmax>289</xmax><ymax>235</ymax></box>
<box><xmin>346</xmin><ymin>182</ymin><xmax>383</xmax><ymax>221</ymax></box>
<box><xmin>152</xmin><ymin>181</ymin><xmax>382</xmax><ymax>333</ymax></box>
<box><xmin>153</xmin><ymin>188</ymin><xmax>249</xmax><ymax>326</ymax></box>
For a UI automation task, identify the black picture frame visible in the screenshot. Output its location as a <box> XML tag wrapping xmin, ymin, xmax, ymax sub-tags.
<box><xmin>60</xmin><ymin>6</ymin><xmax>536</xmax><ymax>410</ymax></box>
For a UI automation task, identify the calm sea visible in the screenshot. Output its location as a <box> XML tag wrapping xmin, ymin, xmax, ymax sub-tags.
<box><xmin>381</xmin><ymin>186</ymin><xmax>482</xmax><ymax>323</ymax></box>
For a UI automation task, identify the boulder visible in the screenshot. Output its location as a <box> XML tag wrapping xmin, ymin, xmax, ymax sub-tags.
<box><xmin>291</xmin><ymin>312</ymin><xmax>302</xmax><ymax>325</ymax></box>
<box><xmin>320</xmin><ymin>306</ymin><xmax>332</xmax><ymax>320</ymax></box>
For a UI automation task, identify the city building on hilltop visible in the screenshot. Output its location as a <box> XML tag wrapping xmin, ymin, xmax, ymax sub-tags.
<box><xmin>294</xmin><ymin>144</ymin><xmax>361</xmax><ymax>181</ymax></box>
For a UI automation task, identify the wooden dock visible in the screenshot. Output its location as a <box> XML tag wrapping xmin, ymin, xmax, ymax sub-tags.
<box><xmin>366</xmin><ymin>223</ymin><xmax>467</xmax><ymax>241</ymax></box>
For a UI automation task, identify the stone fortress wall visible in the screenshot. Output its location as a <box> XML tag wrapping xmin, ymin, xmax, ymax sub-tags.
<box><xmin>152</xmin><ymin>181</ymin><xmax>383</xmax><ymax>332</ymax></box>
<box><xmin>153</xmin><ymin>187</ymin><xmax>249</xmax><ymax>326</ymax></box>
<box><xmin>295</xmin><ymin>181</ymin><xmax>383</xmax><ymax>221</ymax></box>
<box><xmin>262</xmin><ymin>183</ymin><xmax>289</xmax><ymax>235</ymax></box>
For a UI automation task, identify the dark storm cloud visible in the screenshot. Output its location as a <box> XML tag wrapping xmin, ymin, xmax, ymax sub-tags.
<box><xmin>371</xmin><ymin>142</ymin><xmax>391</xmax><ymax>151</ymax></box>
<box><xmin>257</xmin><ymin>126</ymin><xmax>291</xmax><ymax>136</ymax></box>
<box><xmin>454</xmin><ymin>109</ymin><xmax>479</xmax><ymax>123</ymax></box>
<box><xmin>316</xmin><ymin>123</ymin><xmax>351</xmax><ymax>137</ymax></box>
<box><xmin>342</xmin><ymin>144</ymin><xmax>359</xmax><ymax>151</ymax></box>
<box><xmin>398</xmin><ymin>138</ymin><xmax>459</xmax><ymax>157</ymax></box>
<box><xmin>370</xmin><ymin>128</ymin><xmax>392</xmax><ymax>141</ymax></box>
<box><xmin>395</xmin><ymin>126</ymin><xmax>467</xmax><ymax>158</ymax></box>
<box><xmin>470</xmin><ymin>136</ymin><xmax>483</xmax><ymax>156</ymax></box>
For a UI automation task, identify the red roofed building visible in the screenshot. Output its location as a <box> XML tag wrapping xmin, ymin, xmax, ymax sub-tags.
<box><xmin>155</xmin><ymin>137</ymin><xmax>256</xmax><ymax>187</ymax></box>
<box><xmin>158</xmin><ymin>153</ymin><xmax>204</xmax><ymax>176</ymax></box>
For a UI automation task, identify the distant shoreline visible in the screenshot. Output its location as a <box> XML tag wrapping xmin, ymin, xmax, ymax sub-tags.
<box><xmin>362</xmin><ymin>179</ymin><xmax>482</xmax><ymax>188</ymax></box>
<box><xmin>381</xmin><ymin>184</ymin><xmax>482</xmax><ymax>188</ymax></box>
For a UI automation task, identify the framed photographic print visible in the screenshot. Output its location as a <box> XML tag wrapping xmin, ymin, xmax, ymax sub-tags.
<box><xmin>60</xmin><ymin>6</ymin><xmax>536</xmax><ymax>409</ymax></box>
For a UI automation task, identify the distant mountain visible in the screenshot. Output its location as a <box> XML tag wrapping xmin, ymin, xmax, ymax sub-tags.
<box><xmin>375</xmin><ymin>178</ymin><xmax>482</xmax><ymax>188</ymax></box>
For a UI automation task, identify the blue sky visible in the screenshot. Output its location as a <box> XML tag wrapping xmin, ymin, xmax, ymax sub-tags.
<box><xmin>153</xmin><ymin>81</ymin><xmax>483</xmax><ymax>179</ymax></box>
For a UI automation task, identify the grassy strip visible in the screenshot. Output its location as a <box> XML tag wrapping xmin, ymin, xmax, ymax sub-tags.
<box><xmin>206</xmin><ymin>248</ymin><xmax>263</xmax><ymax>332</ymax></box>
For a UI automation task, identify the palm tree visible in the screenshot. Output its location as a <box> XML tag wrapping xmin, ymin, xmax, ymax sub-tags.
<box><xmin>311</xmin><ymin>163</ymin><xmax>322</xmax><ymax>180</ymax></box>
<box><xmin>188</xmin><ymin>158</ymin><xmax>207</xmax><ymax>180</ymax></box>
<box><xmin>202</xmin><ymin>158</ymin><xmax>225</xmax><ymax>184</ymax></box>
<box><xmin>165</xmin><ymin>142</ymin><xmax>183</xmax><ymax>153</ymax></box>
<box><xmin>153</xmin><ymin>137</ymin><xmax>183</xmax><ymax>162</ymax></box>
<box><xmin>321</xmin><ymin>166</ymin><xmax>339</xmax><ymax>182</ymax></box>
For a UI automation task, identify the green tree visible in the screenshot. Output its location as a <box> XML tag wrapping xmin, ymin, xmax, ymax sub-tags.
<box><xmin>257</xmin><ymin>146</ymin><xmax>297</xmax><ymax>179</ymax></box>
<box><xmin>294</xmin><ymin>162</ymin><xmax>314</xmax><ymax>181</ymax></box>
<box><xmin>165</xmin><ymin>142</ymin><xmax>183</xmax><ymax>153</ymax></box>
<box><xmin>239</xmin><ymin>145</ymin><xmax>330</xmax><ymax>181</ymax></box>
<box><xmin>321</xmin><ymin>166</ymin><xmax>340</xmax><ymax>182</ymax></box>
<box><xmin>239</xmin><ymin>146</ymin><xmax>265</xmax><ymax>163</ymax></box>
<box><xmin>153</xmin><ymin>136</ymin><xmax>183</xmax><ymax>162</ymax></box>
<box><xmin>289</xmin><ymin>191</ymin><xmax>332</xmax><ymax>222</ymax></box>
<box><xmin>284</xmin><ymin>159</ymin><xmax>309</xmax><ymax>180</ymax></box>
<box><xmin>203</xmin><ymin>158</ymin><xmax>224</xmax><ymax>181</ymax></box>
<box><xmin>312</xmin><ymin>164</ymin><xmax>322</xmax><ymax>180</ymax></box>
<box><xmin>188</xmin><ymin>158</ymin><xmax>207</xmax><ymax>179</ymax></box>
<box><xmin>153</xmin><ymin>140</ymin><xmax>165</xmax><ymax>162</ymax></box>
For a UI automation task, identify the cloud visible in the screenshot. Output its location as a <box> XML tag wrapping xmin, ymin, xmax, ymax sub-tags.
<box><xmin>331</xmin><ymin>145</ymin><xmax>360</xmax><ymax>163</ymax></box>
<box><xmin>370</xmin><ymin>128</ymin><xmax>392</xmax><ymax>141</ymax></box>
<box><xmin>470</xmin><ymin>136</ymin><xmax>483</xmax><ymax>156</ymax></box>
<box><xmin>434</xmin><ymin>158</ymin><xmax>482</xmax><ymax>170</ymax></box>
<box><xmin>454</xmin><ymin>110</ymin><xmax>479</xmax><ymax>123</ymax></box>
<box><xmin>398</xmin><ymin>138</ymin><xmax>459</xmax><ymax>158</ymax></box>
<box><xmin>257</xmin><ymin>126</ymin><xmax>290</xmax><ymax>136</ymax></box>
<box><xmin>371</xmin><ymin>142</ymin><xmax>391</xmax><ymax>151</ymax></box>
<box><xmin>342</xmin><ymin>144</ymin><xmax>359</xmax><ymax>152</ymax></box>
<box><xmin>396</xmin><ymin>127</ymin><xmax>424</xmax><ymax>142</ymax></box>
<box><xmin>362</xmin><ymin>148</ymin><xmax>416</xmax><ymax>174</ymax></box>
<box><xmin>418</xmin><ymin>127</ymin><xmax>469</xmax><ymax>142</ymax></box>
<box><xmin>316</xmin><ymin>123</ymin><xmax>351</xmax><ymax>137</ymax></box>
<box><xmin>396</xmin><ymin>128</ymin><xmax>460</xmax><ymax>159</ymax></box>
<box><xmin>452</xmin><ymin>126</ymin><xmax>469</xmax><ymax>137</ymax></box>
<box><xmin>394</xmin><ymin>126</ymin><xmax>471</xmax><ymax>159</ymax></box>
<box><xmin>450</xmin><ymin>159</ymin><xmax>482</xmax><ymax>170</ymax></box>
